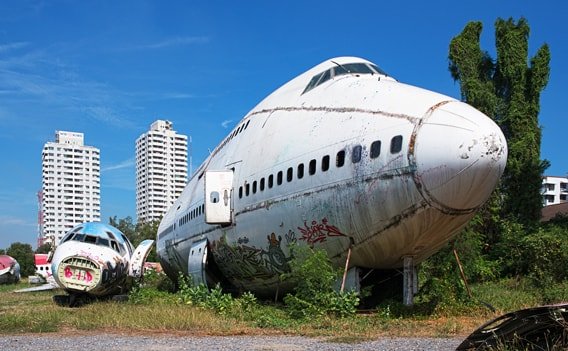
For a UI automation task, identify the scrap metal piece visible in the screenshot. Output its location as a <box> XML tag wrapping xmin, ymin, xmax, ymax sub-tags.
<box><xmin>457</xmin><ymin>303</ymin><xmax>568</xmax><ymax>350</ymax></box>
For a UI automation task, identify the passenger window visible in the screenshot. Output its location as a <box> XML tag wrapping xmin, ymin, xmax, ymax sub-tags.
<box><xmin>239</xmin><ymin>186</ymin><xmax>243</xmax><ymax>198</ymax></box>
<box><xmin>370</xmin><ymin>140</ymin><xmax>381</xmax><ymax>159</ymax></box>
<box><xmin>252</xmin><ymin>181</ymin><xmax>257</xmax><ymax>194</ymax></box>
<box><xmin>309</xmin><ymin>159</ymin><xmax>316</xmax><ymax>175</ymax></box>
<box><xmin>268</xmin><ymin>175</ymin><xmax>274</xmax><ymax>188</ymax></box>
<box><xmin>245</xmin><ymin>183</ymin><xmax>250</xmax><ymax>196</ymax></box>
<box><xmin>210</xmin><ymin>191</ymin><xmax>220</xmax><ymax>203</ymax></box>
<box><xmin>277</xmin><ymin>171</ymin><xmax>283</xmax><ymax>185</ymax></box>
<box><xmin>287</xmin><ymin>167</ymin><xmax>293</xmax><ymax>182</ymax></box>
<box><xmin>336</xmin><ymin>150</ymin><xmax>345</xmax><ymax>167</ymax></box>
<box><xmin>352</xmin><ymin>145</ymin><xmax>362</xmax><ymax>163</ymax></box>
<box><xmin>390</xmin><ymin>135</ymin><xmax>403</xmax><ymax>153</ymax></box>
<box><xmin>322</xmin><ymin>155</ymin><xmax>330</xmax><ymax>171</ymax></box>
<box><xmin>297</xmin><ymin>164</ymin><xmax>304</xmax><ymax>179</ymax></box>
<box><xmin>260</xmin><ymin>178</ymin><xmax>265</xmax><ymax>191</ymax></box>
<box><xmin>245</xmin><ymin>120</ymin><xmax>250</xmax><ymax>129</ymax></box>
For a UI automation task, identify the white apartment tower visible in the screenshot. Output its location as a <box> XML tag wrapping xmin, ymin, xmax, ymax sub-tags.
<box><xmin>136</xmin><ymin>120</ymin><xmax>188</xmax><ymax>223</ymax></box>
<box><xmin>41</xmin><ymin>131</ymin><xmax>101</xmax><ymax>244</ymax></box>
<box><xmin>542</xmin><ymin>175</ymin><xmax>568</xmax><ymax>206</ymax></box>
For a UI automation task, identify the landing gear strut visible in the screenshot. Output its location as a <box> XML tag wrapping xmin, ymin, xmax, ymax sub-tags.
<box><xmin>403</xmin><ymin>256</ymin><xmax>417</xmax><ymax>306</ymax></box>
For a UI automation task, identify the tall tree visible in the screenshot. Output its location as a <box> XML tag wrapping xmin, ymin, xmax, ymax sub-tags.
<box><xmin>6</xmin><ymin>242</ymin><xmax>35</xmax><ymax>277</ymax></box>
<box><xmin>449</xmin><ymin>17</ymin><xmax>550</xmax><ymax>226</ymax></box>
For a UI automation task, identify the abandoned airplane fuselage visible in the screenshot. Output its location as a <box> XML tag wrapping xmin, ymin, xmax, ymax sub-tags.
<box><xmin>52</xmin><ymin>222</ymin><xmax>153</xmax><ymax>298</ymax></box>
<box><xmin>156</xmin><ymin>57</ymin><xmax>507</xmax><ymax>296</ymax></box>
<box><xmin>0</xmin><ymin>255</ymin><xmax>20</xmax><ymax>284</ymax></box>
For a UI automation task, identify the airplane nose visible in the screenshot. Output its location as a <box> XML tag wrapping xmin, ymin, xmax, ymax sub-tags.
<box><xmin>411</xmin><ymin>101</ymin><xmax>507</xmax><ymax>213</ymax></box>
<box><xmin>56</xmin><ymin>256</ymin><xmax>101</xmax><ymax>292</ymax></box>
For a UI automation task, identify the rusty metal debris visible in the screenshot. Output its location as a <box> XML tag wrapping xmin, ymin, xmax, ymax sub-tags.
<box><xmin>457</xmin><ymin>303</ymin><xmax>568</xmax><ymax>350</ymax></box>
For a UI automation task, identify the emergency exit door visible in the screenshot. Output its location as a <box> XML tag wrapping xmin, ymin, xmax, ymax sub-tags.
<box><xmin>204</xmin><ymin>170</ymin><xmax>233</xmax><ymax>224</ymax></box>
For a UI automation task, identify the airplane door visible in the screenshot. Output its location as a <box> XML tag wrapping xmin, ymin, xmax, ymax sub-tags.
<box><xmin>128</xmin><ymin>239</ymin><xmax>155</xmax><ymax>279</ymax></box>
<box><xmin>188</xmin><ymin>239</ymin><xmax>208</xmax><ymax>287</ymax></box>
<box><xmin>204</xmin><ymin>170</ymin><xmax>233</xmax><ymax>224</ymax></box>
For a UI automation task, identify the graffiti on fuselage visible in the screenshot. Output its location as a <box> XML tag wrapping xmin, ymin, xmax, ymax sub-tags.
<box><xmin>297</xmin><ymin>218</ymin><xmax>346</xmax><ymax>245</ymax></box>
<box><xmin>164</xmin><ymin>239</ymin><xmax>186</xmax><ymax>274</ymax></box>
<box><xmin>211</xmin><ymin>232</ymin><xmax>291</xmax><ymax>281</ymax></box>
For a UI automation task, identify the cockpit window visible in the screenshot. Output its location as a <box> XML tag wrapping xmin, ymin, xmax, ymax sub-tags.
<box><xmin>73</xmin><ymin>234</ymin><xmax>85</xmax><ymax>242</ymax></box>
<box><xmin>333</xmin><ymin>63</ymin><xmax>374</xmax><ymax>77</ymax></box>
<box><xmin>370</xmin><ymin>64</ymin><xmax>387</xmax><ymax>76</ymax></box>
<box><xmin>60</xmin><ymin>226</ymin><xmax>83</xmax><ymax>243</ymax></box>
<box><xmin>302</xmin><ymin>62</ymin><xmax>388</xmax><ymax>94</ymax></box>
<box><xmin>303</xmin><ymin>72</ymin><xmax>324</xmax><ymax>94</ymax></box>
<box><xmin>84</xmin><ymin>235</ymin><xmax>97</xmax><ymax>244</ymax></box>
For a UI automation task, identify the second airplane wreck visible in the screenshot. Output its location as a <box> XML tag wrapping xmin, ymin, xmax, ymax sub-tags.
<box><xmin>18</xmin><ymin>222</ymin><xmax>154</xmax><ymax>306</ymax></box>
<box><xmin>0</xmin><ymin>255</ymin><xmax>21</xmax><ymax>284</ymax></box>
<box><xmin>156</xmin><ymin>56</ymin><xmax>508</xmax><ymax>304</ymax></box>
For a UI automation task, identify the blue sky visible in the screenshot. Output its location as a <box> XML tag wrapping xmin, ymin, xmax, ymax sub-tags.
<box><xmin>0</xmin><ymin>1</ymin><xmax>566</xmax><ymax>250</ymax></box>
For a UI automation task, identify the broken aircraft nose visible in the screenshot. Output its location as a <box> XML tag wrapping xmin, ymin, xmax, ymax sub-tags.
<box><xmin>411</xmin><ymin>101</ymin><xmax>507</xmax><ymax>213</ymax></box>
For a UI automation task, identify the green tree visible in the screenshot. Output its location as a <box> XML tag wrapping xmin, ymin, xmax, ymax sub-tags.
<box><xmin>0</xmin><ymin>248</ymin><xmax>5</xmax><ymax>255</ymax></box>
<box><xmin>109</xmin><ymin>216</ymin><xmax>136</xmax><ymax>238</ymax></box>
<box><xmin>134</xmin><ymin>220</ymin><xmax>160</xmax><ymax>262</ymax></box>
<box><xmin>6</xmin><ymin>242</ymin><xmax>35</xmax><ymax>277</ymax></box>
<box><xmin>420</xmin><ymin>18</ymin><xmax>551</xmax><ymax>299</ymax></box>
<box><xmin>109</xmin><ymin>216</ymin><xmax>159</xmax><ymax>262</ymax></box>
<box><xmin>449</xmin><ymin>17</ymin><xmax>550</xmax><ymax>226</ymax></box>
<box><xmin>35</xmin><ymin>243</ymin><xmax>52</xmax><ymax>254</ymax></box>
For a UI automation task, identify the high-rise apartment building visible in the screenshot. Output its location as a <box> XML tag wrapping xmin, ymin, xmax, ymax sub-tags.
<box><xmin>542</xmin><ymin>175</ymin><xmax>568</xmax><ymax>206</ymax></box>
<box><xmin>41</xmin><ymin>131</ymin><xmax>101</xmax><ymax>244</ymax></box>
<box><xmin>136</xmin><ymin>120</ymin><xmax>188</xmax><ymax>223</ymax></box>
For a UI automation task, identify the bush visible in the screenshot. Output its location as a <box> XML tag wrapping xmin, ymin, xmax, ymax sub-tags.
<box><xmin>281</xmin><ymin>245</ymin><xmax>359</xmax><ymax>319</ymax></box>
<box><xmin>176</xmin><ymin>274</ymin><xmax>260</xmax><ymax>316</ymax></box>
<box><xmin>128</xmin><ymin>269</ymin><xmax>177</xmax><ymax>304</ymax></box>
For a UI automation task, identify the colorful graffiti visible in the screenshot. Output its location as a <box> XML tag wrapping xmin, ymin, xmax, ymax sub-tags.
<box><xmin>297</xmin><ymin>217</ymin><xmax>346</xmax><ymax>245</ymax></box>
<box><xmin>211</xmin><ymin>233</ymin><xmax>291</xmax><ymax>281</ymax></box>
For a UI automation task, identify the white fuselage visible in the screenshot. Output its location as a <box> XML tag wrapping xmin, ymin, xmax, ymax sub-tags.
<box><xmin>51</xmin><ymin>240</ymin><xmax>130</xmax><ymax>296</ymax></box>
<box><xmin>157</xmin><ymin>57</ymin><xmax>507</xmax><ymax>295</ymax></box>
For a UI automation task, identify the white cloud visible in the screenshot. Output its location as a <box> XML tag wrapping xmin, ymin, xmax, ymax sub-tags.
<box><xmin>129</xmin><ymin>36</ymin><xmax>209</xmax><ymax>50</ymax></box>
<box><xmin>0</xmin><ymin>47</ymin><xmax>139</xmax><ymax>130</ymax></box>
<box><xmin>0</xmin><ymin>41</ymin><xmax>29</xmax><ymax>53</ymax></box>
<box><xmin>102</xmin><ymin>158</ymin><xmax>135</xmax><ymax>172</ymax></box>
<box><xmin>221</xmin><ymin>120</ymin><xmax>233</xmax><ymax>129</ymax></box>
<box><xmin>0</xmin><ymin>216</ymin><xmax>34</xmax><ymax>227</ymax></box>
<box><xmin>161</xmin><ymin>92</ymin><xmax>196</xmax><ymax>99</ymax></box>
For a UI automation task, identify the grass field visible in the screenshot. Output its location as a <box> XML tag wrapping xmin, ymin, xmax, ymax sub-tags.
<box><xmin>3</xmin><ymin>277</ymin><xmax>562</xmax><ymax>340</ymax></box>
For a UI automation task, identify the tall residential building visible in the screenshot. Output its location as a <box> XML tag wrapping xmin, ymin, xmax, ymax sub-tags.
<box><xmin>41</xmin><ymin>131</ymin><xmax>101</xmax><ymax>244</ymax></box>
<box><xmin>136</xmin><ymin>120</ymin><xmax>188</xmax><ymax>223</ymax></box>
<box><xmin>542</xmin><ymin>175</ymin><xmax>568</xmax><ymax>206</ymax></box>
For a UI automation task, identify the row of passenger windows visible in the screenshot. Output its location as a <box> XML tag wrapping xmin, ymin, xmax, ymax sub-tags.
<box><xmin>238</xmin><ymin>135</ymin><xmax>403</xmax><ymax>199</ymax></box>
<box><xmin>219</xmin><ymin>120</ymin><xmax>251</xmax><ymax>152</ymax></box>
<box><xmin>179</xmin><ymin>204</ymin><xmax>205</xmax><ymax>227</ymax></box>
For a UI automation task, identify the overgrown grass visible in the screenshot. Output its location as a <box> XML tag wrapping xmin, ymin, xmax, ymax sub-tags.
<box><xmin>1</xmin><ymin>274</ymin><xmax>567</xmax><ymax>339</ymax></box>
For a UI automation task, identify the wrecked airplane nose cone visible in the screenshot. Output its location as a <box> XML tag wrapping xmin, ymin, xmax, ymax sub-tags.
<box><xmin>411</xmin><ymin>100</ymin><xmax>507</xmax><ymax>213</ymax></box>
<box><xmin>56</xmin><ymin>257</ymin><xmax>101</xmax><ymax>292</ymax></box>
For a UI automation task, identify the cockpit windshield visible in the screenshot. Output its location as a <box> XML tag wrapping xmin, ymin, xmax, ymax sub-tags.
<box><xmin>302</xmin><ymin>62</ymin><xmax>388</xmax><ymax>95</ymax></box>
